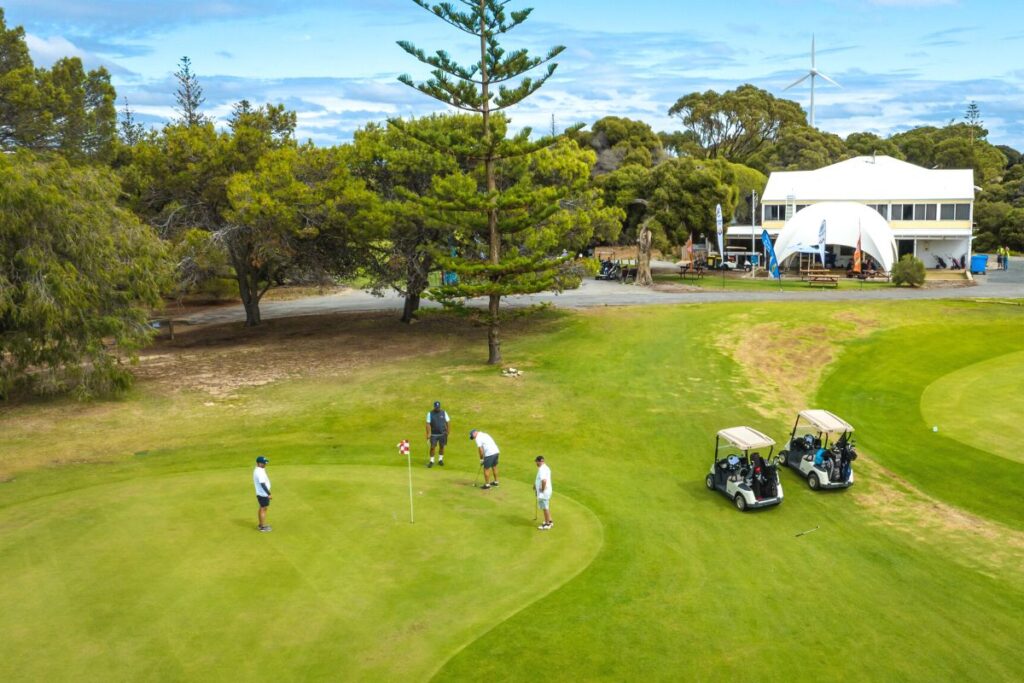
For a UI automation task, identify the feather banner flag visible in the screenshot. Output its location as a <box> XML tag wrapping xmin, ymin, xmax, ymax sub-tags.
<box><xmin>853</xmin><ymin>223</ymin><xmax>863</xmax><ymax>274</ymax></box>
<box><xmin>761</xmin><ymin>229</ymin><xmax>781</xmax><ymax>280</ymax></box>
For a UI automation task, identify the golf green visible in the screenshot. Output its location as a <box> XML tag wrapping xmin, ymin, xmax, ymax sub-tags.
<box><xmin>920</xmin><ymin>349</ymin><xmax>1024</xmax><ymax>465</ymax></box>
<box><xmin>0</xmin><ymin>466</ymin><xmax>601</xmax><ymax>681</ymax></box>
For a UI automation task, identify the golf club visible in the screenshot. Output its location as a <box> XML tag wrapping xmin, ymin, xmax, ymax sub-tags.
<box><xmin>795</xmin><ymin>525</ymin><xmax>819</xmax><ymax>538</ymax></box>
<box><xmin>473</xmin><ymin>461</ymin><xmax>483</xmax><ymax>487</ymax></box>
<box><xmin>533</xmin><ymin>492</ymin><xmax>538</xmax><ymax>521</ymax></box>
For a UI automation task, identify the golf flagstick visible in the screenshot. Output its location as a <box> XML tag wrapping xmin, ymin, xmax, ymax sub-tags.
<box><xmin>397</xmin><ymin>440</ymin><xmax>414</xmax><ymax>523</ymax></box>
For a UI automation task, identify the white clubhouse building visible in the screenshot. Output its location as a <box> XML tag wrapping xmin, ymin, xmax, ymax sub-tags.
<box><xmin>730</xmin><ymin>155</ymin><xmax>975</xmax><ymax>269</ymax></box>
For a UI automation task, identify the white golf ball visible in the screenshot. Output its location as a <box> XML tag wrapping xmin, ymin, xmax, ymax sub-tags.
<box><xmin>932</xmin><ymin>426</ymin><xmax>939</xmax><ymax>432</ymax></box>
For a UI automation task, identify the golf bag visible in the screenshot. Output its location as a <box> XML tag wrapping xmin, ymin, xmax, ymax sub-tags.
<box><xmin>934</xmin><ymin>255</ymin><xmax>948</xmax><ymax>269</ymax></box>
<box><xmin>750</xmin><ymin>454</ymin><xmax>777</xmax><ymax>500</ymax></box>
<box><xmin>596</xmin><ymin>258</ymin><xmax>621</xmax><ymax>281</ymax></box>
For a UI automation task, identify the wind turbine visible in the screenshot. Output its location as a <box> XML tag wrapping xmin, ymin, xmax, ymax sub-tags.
<box><xmin>784</xmin><ymin>35</ymin><xmax>840</xmax><ymax>128</ymax></box>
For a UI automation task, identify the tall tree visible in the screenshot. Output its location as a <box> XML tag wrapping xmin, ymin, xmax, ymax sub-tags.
<box><xmin>0</xmin><ymin>9</ymin><xmax>49</xmax><ymax>150</ymax></box>
<box><xmin>668</xmin><ymin>84</ymin><xmax>806</xmax><ymax>163</ymax></box>
<box><xmin>173</xmin><ymin>56</ymin><xmax>207</xmax><ymax>127</ymax></box>
<box><xmin>397</xmin><ymin>0</ymin><xmax>569</xmax><ymax>364</ymax></box>
<box><xmin>0</xmin><ymin>151</ymin><xmax>170</xmax><ymax>397</ymax></box>
<box><xmin>119</xmin><ymin>96</ymin><xmax>146</xmax><ymax>146</ymax></box>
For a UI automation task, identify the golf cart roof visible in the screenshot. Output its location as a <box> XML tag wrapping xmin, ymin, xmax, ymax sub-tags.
<box><xmin>799</xmin><ymin>409</ymin><xmax>854</xmax><ymax>434</ymax></box>
<box><xmin>717</xmin><ymin>426</ymin><xmax>776</xmax><ymax>451</ymax></box>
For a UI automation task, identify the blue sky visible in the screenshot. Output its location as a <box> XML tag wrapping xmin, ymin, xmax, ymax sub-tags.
<box><xmin>7</xmin><ymin>0</ymin><xmax>1024</xmax><ymax>149</ymax></box>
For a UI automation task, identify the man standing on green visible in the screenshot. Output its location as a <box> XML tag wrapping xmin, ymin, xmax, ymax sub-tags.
<box><xmin>253</xmin><ymin>456</ymin><xmax>272</xmax><ymax>532</ymax></box>
<box><xmin>426</xmin><ymin>401</ymin><xmax>450</xmax><ymax>468</ymax></box>
<box><xmin>535</xmin><ymin>455</ymin><xmax>553</xmax><ymax>530</ymax></box>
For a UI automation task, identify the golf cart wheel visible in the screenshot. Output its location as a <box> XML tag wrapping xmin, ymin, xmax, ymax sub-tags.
<box><xmin>775</xmin><ymin>452</ymin><xmax>788</xmax><ymax>467</ymax></box>
<box><xmin>808</xmin><ymin>473</ymin><xmax>820</xmax><ymax>490</ymax></box>
<box><xmin>705</xmin><ymin>474</ymin><xmax>715</xmax><ymax>490</ymax></box>
<box><xmin>734</xmin><ymin>494</ymin><xmax>748</xmax><ymax>512</ymax></box>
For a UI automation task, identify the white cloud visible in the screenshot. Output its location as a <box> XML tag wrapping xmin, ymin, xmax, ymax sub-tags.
<box><xmin>25</xmin><ymin>33</ymin><xmax>86</xmax><ymax>66</ymax></box>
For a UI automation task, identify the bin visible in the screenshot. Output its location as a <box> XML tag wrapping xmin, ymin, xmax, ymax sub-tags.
<box><xmin>970</xmin><ymin>254</ymin><xmax>988</xmax><ymax>275</ymax></box>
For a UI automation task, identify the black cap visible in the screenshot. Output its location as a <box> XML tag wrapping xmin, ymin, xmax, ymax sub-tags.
<box><xmin>535</xmin><ymin>455</ymin><xmax>545</xmax><ymax>462</ymax></box>
<box><xmin>433</xmin><ymin>401</ymin><xmax>441</xmax><ymax>409</ymax></box>
<box><xmin>256</xmin><ymin>456</ymin><xmax>269</xmax><ymax>464</ymax></box>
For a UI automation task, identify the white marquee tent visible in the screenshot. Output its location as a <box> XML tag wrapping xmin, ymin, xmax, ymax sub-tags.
<box><xmin>773</xmin><ymin>201</ymin><xmax>899</xmax><ymax>272</ymax></box>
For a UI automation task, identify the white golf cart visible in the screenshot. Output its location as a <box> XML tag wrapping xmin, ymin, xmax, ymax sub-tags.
<box><xmin>776</xmin><ymin>409</ymin><xmax>857</xmax><ymax>490</ymax></box>
<box><xmin>705</xmin><ymin>426</ymin><xmax>784</xmax><ymax>511</ymax></box>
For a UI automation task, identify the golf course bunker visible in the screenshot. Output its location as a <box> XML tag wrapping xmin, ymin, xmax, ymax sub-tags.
<box><xmin>920</xmin><ymin>349</ymin><xmax>1024</xmax><ymax>465</ymax></box>
<box><xmin>0</xmin><ymin>465</ymin><xmax>602</xmax><ymax>681</ymax></box>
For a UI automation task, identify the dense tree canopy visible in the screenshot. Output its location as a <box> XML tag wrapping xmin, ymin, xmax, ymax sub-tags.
<box><xmin>0</xmin><ymin>151</ymin><xmax>169</xmax><ymax>396</ymax></box>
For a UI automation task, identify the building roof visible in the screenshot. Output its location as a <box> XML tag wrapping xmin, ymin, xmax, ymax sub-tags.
<box><xmin>762</xmin><ymin>155</ymin><xmax>974</xmax><ymax>202</ymax></box>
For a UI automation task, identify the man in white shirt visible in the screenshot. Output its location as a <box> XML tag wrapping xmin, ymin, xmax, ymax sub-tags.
<box><xmin>253</xmin><ymin>456</ymin><xmax>272</xmax><ymax>532</ymax></box>
<box><xmin>470</xmin><ymin>429</ymin><xmax>500</xmax><ymax>489</ymax></box>
<box><xmin>535</xmin><ymin>455</ymin><xmax>553</xmax><ymax>530</ymax></box>
<box><xmin>425</xmin><ymin>401</ymin><xmax>450</xmax><ymax>468</ymax></box>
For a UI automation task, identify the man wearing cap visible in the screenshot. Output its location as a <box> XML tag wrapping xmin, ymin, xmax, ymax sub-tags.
<box><xmin>535</xmin><ymin>456</ymin><xmax>553</xmax><ymax>530</ymax></box>
<box><xmin>470</xmin><ymin>429</ymin><xmax>500</xmax><ymax>489</ymax></box>
<box><xmin>253</xmin><ymin>456</ymin><xmax>272</xmax><ymax>532</ymax></box>
<box><xmin>425</xmin><ymin>401</ymin><xmax>450</xmax><ymax>468</ymax></box>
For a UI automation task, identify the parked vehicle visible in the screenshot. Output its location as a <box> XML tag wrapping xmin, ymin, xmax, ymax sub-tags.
<box><xmin>776</xmin><ymin>409</ymin><xmax>857</xmax><ymax>490</ymax></box>
<box><xmin>706</xmin><ymin>426</ymin><xmax>783</xmax><ymax>511</ymax></box>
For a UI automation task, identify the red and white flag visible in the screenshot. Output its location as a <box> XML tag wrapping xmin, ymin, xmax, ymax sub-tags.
<box><xmin>397</xmin><ymin>440</ymin><xmax>410</xmax><ymax>456</ymax></box>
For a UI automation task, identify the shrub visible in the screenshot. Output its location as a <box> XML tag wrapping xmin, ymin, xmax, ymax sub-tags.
<box><xmin>892</xmin><ymin>254</ymin><xmax>926</xmax><ymax>287</ymax></box>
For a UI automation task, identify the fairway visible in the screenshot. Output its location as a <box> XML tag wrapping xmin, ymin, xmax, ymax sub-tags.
<box><xmin>920</xmin><ymin>349</ymin><xmax>1024</xmax><ymax>464</ymax></box>
<box><xmin>3</xmin><ymin>300</ymin><xmax>1023</xmax><ymax>681</ymax></box>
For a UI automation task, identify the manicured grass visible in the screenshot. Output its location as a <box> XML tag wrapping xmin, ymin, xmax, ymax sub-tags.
<box><xmin>655</xmin><ymin>272</ymin><xmax>893</xmax><ymax>291</ymax></box>
<box><xmin>2</xmin><ymin>300</ymin><xmax>1022</xmax><ymax>681</ymax></box>
<box><xmin>920</xmin><ymin>349</ymin><xmax>1024</xmax><ymax>464</ymax></box>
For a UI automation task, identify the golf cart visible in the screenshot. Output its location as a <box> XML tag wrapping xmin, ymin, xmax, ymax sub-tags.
<box><xmin>776</xmin><ymin>410</ymin><xmax>857</xmax><ymax>490</ymax></box>
<box><xmin>706</xmin><ymin>426</ymin><xmax>784</xmax><ymax>511</ymax></box>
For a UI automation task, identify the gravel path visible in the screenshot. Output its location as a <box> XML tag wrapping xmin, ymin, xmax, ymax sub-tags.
<box><xmin>183</xmin><ymin>257</ymin><xmax>1024</xmax><ymax>327</ymax></box>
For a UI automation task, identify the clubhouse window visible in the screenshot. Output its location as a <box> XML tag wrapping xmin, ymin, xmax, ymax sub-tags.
<box><xmin>866</xmin><ymin>203</ymin><xmax>889</xmax><ymax>219</ymax></box>
<box><xmin>764</xmin><ymin>205</ymin><xmax>785</xmax><ymax>220</ymax></box>
<box><xmin>913</xmin><ymin>204</ymin><xmax>938</xmax><ymax>220</ymax></box>
<box><xmin>955</xmin><ymin>203</ymin><xmax>971</xmax><ymax>220</ymax></box>
<box><xmin>941</xmin><ymin>203</ymin><xmax>955</xmax><ymax>220</ymax></box>
<box><xmin>890</xmin><ymin>204</ymin><xmax>914</xmax><ymax>221</ymax></box>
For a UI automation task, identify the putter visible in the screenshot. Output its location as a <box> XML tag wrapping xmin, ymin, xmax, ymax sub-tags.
<box><xmin>533</xmin><ymin>494</ymin><xmax>538</xmax><ymax>521</ymax></box>
<box><xmin>473</xmin><ymin>462</ymin><xmax>483</xmax><ymax>487</ymax></box>
<box><xmin>795</xmin><ymin>525</ymin><xmax>819</xmax><ymax>538</ymax></box>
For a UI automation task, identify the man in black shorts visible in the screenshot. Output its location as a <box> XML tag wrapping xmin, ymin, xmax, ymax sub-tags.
<box><xmin>425</xmin><ymin>401</ymin><xmax>450</xmax><ymax>468</ymax></box>
<box><xmin>253</xmin><ymin>455</ymin><xmax>272</xmax><ymax>532</ymax></box>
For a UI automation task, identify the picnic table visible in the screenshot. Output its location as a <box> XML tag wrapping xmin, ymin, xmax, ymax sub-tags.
<box><xmin>678</xmin><ymin>262</ymin><xmax>705</xmax><ymax>280</ymax></box>
<box><xmin>803</xmin><ymin>269</ymin><xmax>839</xmax><ymax>288</ymax></box>
<box><xmin>148</xmin><ymin>317</ymin><xmax>190</xmax><ymax>340</ymax></box>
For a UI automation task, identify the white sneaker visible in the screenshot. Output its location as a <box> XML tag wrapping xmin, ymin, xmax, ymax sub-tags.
<box><xmin>538</xmin><ymin>522</ymin><xmax>552</xmax><ymax>530</ymax></box>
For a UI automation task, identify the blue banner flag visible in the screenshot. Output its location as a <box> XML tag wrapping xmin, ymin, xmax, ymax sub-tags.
<box><xmin>761</xmin><ymin>229</ymin><xmax>781</xmax><ymax>279</ymax></box>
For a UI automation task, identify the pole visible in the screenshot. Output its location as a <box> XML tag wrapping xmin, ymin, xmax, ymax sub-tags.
<box><xmin>407</xmin><ymin>450</ymin><xmax>414</xmax><ymax>523</ymax></box>
<box><xmin>751</xmin><ymin>190</ymin><xmax>757</xmax><ymax>268</ymax></box>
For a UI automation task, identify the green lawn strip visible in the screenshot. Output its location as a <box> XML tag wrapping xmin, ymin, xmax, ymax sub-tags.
<box><xmin>0</xmin><ymin>465</ymin><xmax>602</xmax><ymax>681</ymax></box>
<box><xmin>654</xmin><ymin>273</ymin><xmax>893</xmax><ymax>291</ymax></box>
<box><xmin>920</xmin><ymin>349</ymin><xmax>1024</xmax><ymax>464</ymax></box>
<box><xmin>817</xmin><ymin>318</ymin><xmax>1024</xmax><ymax>528</ymax></box>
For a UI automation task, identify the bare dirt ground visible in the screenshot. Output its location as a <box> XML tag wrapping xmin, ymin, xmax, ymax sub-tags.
<box><xmin>135</xmin><ymin>309</ymin><xmax>555</xmax><ymax>400</ymax></box>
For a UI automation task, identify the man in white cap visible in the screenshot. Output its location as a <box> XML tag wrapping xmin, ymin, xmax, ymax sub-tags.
<box><xmin>470</xmin><ymin>429</ymin><xmax>500</xmax><ymax>489</ymax></box>
<box><xmin>535</xmin><ymin>455</ymin><xmax>553</xmax><ymax>530</ymax></box>
<box><xmin>253</xmin><ymin>456</ymin><xmax>272</xmax><ymax>532</ymax></box>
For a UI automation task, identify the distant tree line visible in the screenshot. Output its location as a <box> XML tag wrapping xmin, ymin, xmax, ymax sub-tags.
<box><xmin>1</xmin><ymin>4</ymin><xmax>1021</xmax><ymax>396</ymax></box>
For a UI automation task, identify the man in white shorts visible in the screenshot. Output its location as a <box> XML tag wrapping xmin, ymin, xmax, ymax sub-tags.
<box><xmin>535</xmin><ymin>455</ymin><xmax>553</xmax><ymax>530</ymax></box>
<box><xmin>470</xmin><ymin>429</ymin><xmax>500</xmax><ymax>489</ymax></box>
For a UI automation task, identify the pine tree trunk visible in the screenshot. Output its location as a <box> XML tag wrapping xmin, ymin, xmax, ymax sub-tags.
<box><xmin>487</xmin><ymin>294</ymin><xmax>501</xmax><ymax>365</ymax></box>
<box><xmin>229</xmin><ymin>243</ymin><xmax>263</xmax><ymax>327</ymax></box>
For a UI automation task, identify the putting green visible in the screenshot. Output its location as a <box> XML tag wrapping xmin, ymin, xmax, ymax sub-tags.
<box><xmin>0</xmin><ymin>465</ymin><xmax>601</xmax><ymax>681</ymax></box>
<box><xmin>920</xmin><ymin>349</ymin><xmax>1024</xmax><ymax>465</ymax></box>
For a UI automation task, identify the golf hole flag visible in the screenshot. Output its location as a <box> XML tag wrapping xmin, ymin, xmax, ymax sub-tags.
<box><xmin>761</xmin><ymin>229</ymin><xmax>781</xmax><ymax>280</ymax></box>
<box><xmin>397</xmin><ymin>440</ymin><xmax>414</xmax><ymax>523</ymax></box>
<box><xmin>715</xmin><ymin>204</ymin><xmax>724</xmax><ymax>262</ymax></box>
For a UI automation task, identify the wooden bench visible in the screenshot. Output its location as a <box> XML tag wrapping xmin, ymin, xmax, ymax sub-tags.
<box><xmin>804</xmin><ymin>269</ymin><xmax>839</xmax><ymax>288</ymax></box>
<box><xmin>678</xmin><ymin>263</ymin><xmax>705</xmax><ymax>280</ymax></box>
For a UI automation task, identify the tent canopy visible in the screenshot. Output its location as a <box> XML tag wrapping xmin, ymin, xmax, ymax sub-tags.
<box><xmin>773</xmin><ymin>201</ymin><xmax>898</xmax><ymax>272</ymax></box>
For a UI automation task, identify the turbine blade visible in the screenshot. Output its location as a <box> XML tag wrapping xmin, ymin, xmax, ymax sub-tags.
<box><xmin>784</xmin><ymin>73</ymin><xmax>811</xmax><ymax>90</ymax></box>
<box><xmin>811</xmin><ymin>35</ymin><xmax>816</xmax><ymax>68</ymax></box>
<box><xmin>818</xmin><ymin>72</ymin><xmax>841</xmax><ymax>88</ymax></box>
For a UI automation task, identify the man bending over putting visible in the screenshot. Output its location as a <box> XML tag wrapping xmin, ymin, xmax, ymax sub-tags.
<box><xmin>470</xmin><ymin>429</ymin><xmax>500</xmax><ymax>489</ymax></box>
<box><xmin>426</xmin><ymin>400</ymin><xmax>450</xmax><ymax>468</ymax></box>
<box><xmin>253</xmin><ymin>456</ymin><xmax>272</xmax><ymax>532</ymax></box>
